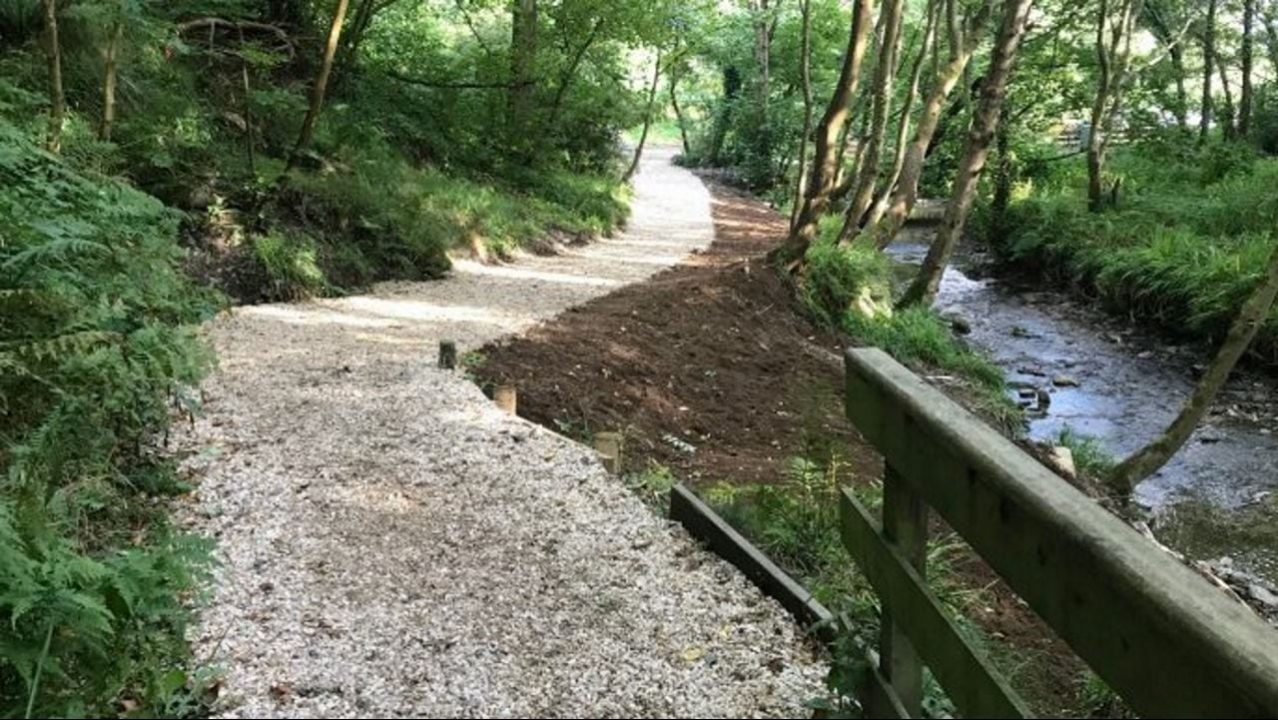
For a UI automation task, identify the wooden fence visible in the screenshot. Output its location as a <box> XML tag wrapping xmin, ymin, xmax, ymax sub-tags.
<box><xmin>841</xmin><ymin>347</ymin><xmax>1278</xmax><ymax>718</ymax></box>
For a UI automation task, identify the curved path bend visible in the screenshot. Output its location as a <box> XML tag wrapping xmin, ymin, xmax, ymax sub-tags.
<box><xmin>178</xmin><ymin>147</ymin><xmax>826</xmax><ymax>718</ymax></box>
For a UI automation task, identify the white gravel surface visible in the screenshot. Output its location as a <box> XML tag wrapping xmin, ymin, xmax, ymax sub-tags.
<box><xmin>177</xmin><ymin>147</ymin><xmax>827</xmax><ymax>718</ymax></box>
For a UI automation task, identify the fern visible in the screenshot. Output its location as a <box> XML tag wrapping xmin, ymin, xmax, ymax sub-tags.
<box><xmin>0</xmin><ymin>118</ymin><xmax>215</xmax><ymax>716</ymax></box>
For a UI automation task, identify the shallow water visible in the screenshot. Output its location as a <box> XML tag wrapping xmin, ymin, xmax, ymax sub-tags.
<box><xmin>887</xmin><ymin>232</ymin><xmax>1278</xmax><ymax>513</ymax></box>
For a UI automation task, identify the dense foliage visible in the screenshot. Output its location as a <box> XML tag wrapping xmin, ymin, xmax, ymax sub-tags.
<box><xmin>0</xmin><ymin>120</ymin><xmax>215</xmax><ymax>717</ymax></box>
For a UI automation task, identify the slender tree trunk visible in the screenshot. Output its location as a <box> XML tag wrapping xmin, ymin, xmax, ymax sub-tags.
<box><xmin>990</xmin><ymin>104</ymin><xmax>1013</xmax><ymax>243</ymax></box>
<box><xmin>1145</xmin><ymin>1</ymin><xmax>1188</xmax><ymax>131</ymax></box>
<box><xmin>1109</xmin><ymin>242</ymin><xmax>1278</xmax><ymax>494</ymax></box>
<box><xmin>752</xmin><ymin>0</ymin><xmax>773</xmax><ymax>174</ymax></box>
<box><xmin>669</xmin><ymin>73</ymin><xmax>692</xmax><ymax>156</ymax></box>
<box><xmin>1216</xmin><ymin>53</ymin><xmax>1236</xmax><ymax>139</ymax></box>
<box><xmin>862</xmin><ymin>9</ymin><xmax>988</xmax><ymax>251</ymax></box>
<box><xmin>286</xmin><ymin>0</ymin><xmax>351</xmax><ymax>173</ymax></box>
<box><xmin>545</xmin><ymin>19</ymin><xmax>603</xmax><ymax>132</ymax></box>
<box><xmin>840</xmin><ymin>0</ymin><xmax>907</xmax><ymax>242</ymax></box>
<box><xmin>1199</xmin><ymin>0</ymin><xmax>1216</xmax><ymax>143</ymax></box>
<box><xmin>335</xmin><ymin>0</ymin><xmax>376</xmax><ymax>82</ymax></box>
<box><xmin>239</xmin><ymin>23</ymin><xmax>257</xmax><ymax>176</ymax></box>
<box><xmin>865</xmin><ymin>0</ymin><xmax>939</xmax><ymax>231</ymax></box>
<box><xmin>508</xmin><ymin>0</ymin><xmax>538</xmax><ymax>146</ymax></box>
<box><xmin>623</xmin><ymin>49</ymin><xmax>663</xmax><ymax>183</ymax></box>
<box><xmin>779</xmin><ymin>0</ymin><xmax>877</xmax><ymax>264</ymax></box>
<box><xmin>1087</xmin><ymin>0</ymin><xmax>1139</xmax><ymax>213</ymax></box>
<box><xmin>1170</xmin><ymin>43</ymin><xmax>1189</xmax><ymax>130</ymax></box>
<box><xmin>1241</xmin><ymin>0</ymin><xmax>1254</xmax><ymax>137</ymax></box>
<box><xmin>899</xmin><ymin>0</ymin><xmax>1035</xmax><ymax>308</ymax></box>
<box><xmin>789</xmin><ymin>0</ymin><xmax>814</xmax><ymax>231</ymax></box>
<box><xmin>41</xmin><ymin>0</ymin><xmax>63</xmax><ymax>154</ymax></box>
<box><xmin>1088</xmin><ymin>0</ymin><xmax>1114</xmax><ymax>212</ymax></box>
<box><xmin>708</xmin><ymin>65</ymin><xmax>741</xmax><ymax>165</ymax></box>
<box><xmin>99</xmin><ymin>19</ymin><xmax>123</xmax><ymax>142</ymax></box>
<box><xmin>1265</xmin><ymin>7</ymin><xmax>1278</xmax><ymax>73</ymax></box>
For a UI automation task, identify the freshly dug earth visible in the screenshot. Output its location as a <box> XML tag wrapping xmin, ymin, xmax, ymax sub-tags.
<box><xmin>477</xmin><ymin>180</ymin><xmax>1096</xmax><ymax>716</ymax></box>
<box><xmin>476</xmin><ymin>182</ymin><xmax>877</xmax><ymax>485</ymax></box>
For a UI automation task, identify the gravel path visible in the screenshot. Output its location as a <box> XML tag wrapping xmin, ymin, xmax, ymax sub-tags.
<box><xmin>178</xmin><ymin>146</ymin><xmax>827</xmax><ymax>718</ymax></box>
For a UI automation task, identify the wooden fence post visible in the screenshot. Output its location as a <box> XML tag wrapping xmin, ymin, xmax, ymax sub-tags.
<box><xmin>873</xmin><ymin>463</ymin><xmax>928</xmax><ymax>717</ymax></box>
<box><xmin>593</xmin><ymin>432</ymin><xmax>624</xmax><ymax>474</ymax></box>
<box><xmin>494</xmin><ymin>384</ymin><xmax>517</xmax><ymax>415</ymax></box>
<box><xmin>439</xmin><ymin>340</ymin><xmax>457</xmax><ymax>369</ymax></box>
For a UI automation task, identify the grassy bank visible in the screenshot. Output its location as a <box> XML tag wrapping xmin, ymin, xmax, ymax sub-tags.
<box><xmin>984</xmin><ymin>144</ymin><xmax>1278</xmax><ymax>367</ymax></box>
<box><xmin>797</xmin><ymin>231</ymin><xmax>1021</xmax><ymax>431</ymax></box>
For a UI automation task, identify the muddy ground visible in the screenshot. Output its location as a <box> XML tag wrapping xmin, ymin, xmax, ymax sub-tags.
<box><xmin>473</xmin><ymin>182</ymin><xmax>874</xmax><ymax>486</ymax></box>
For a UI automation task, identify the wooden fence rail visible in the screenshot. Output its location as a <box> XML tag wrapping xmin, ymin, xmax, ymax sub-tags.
<box><xmin>842</xmin><ymin>347</ymin><xmax>1278</xmax><ymax>719</ymax></box>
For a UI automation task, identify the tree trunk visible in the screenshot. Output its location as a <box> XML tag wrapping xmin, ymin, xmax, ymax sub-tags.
<box><xmin>1265</xmin><ymin>7</ymin><xmax>1278</xmax><ymax>73</ymax></box>
<box><xmin>508</xmin><ymin>0</ymin><xmax>538</xmax><ymax>145</ymax></box>
<box><xmin>752</xmin><ymin>0</ymin><xmax>772</xmax><ymax>170</ymax></box>
<box><xmin>1087</xmin><ymin>0</ymin><xmax>1139</xmax><ymax>213</ymax></box>
<box><xmin>789</xmin><ymin>0</ymin><xmax>814</xmax><ymax>231</ymax></box>
<box><xmin>1170</xmin><ymin>43</ymin><xmax>1189</xmax><ymax>131</ymax></box>
<box><xmin>1199</xmin><ymin>0</ymin><xmax>1216</xmax><ymax>143</ymax></box>
<box><xmin>41</xmin><ymin>0</ymin><xmax>63</xmax><ymax>154</ymax></box>
<box><xmin>335</xmin><ymin>0</ymin><xmax>376</xmax><ymax>81</ymax></box>
<box><xmin>545</xmin><ymin>19</ymin><xmax>603</xmax><ymax>132</ymax></box>
<box><xmin>1087</xmin><ymin>0</ymin><xmax>1113</xmax><ymax>213</ymax></box>
<box><xmin>99</xmin><ymin>19</ymin><xmax>123</xmax><ymax>142</ymax></box>
<box><xmin>989</xmin><ymin>104</ymin><xmax>1013</xmax><ymax>243</ymax></box>
<box><xmin>779</xmin><ymin>0</ymin><xmax>876</xmax><ymax>264</ymax></box>
<box><xmin>286</xmin><ymin>0</ymin><xmax>351</xmax><ymax>173</ymax></box>
<box><xmin>865</xmin><ymin>0</ymin><xmax>940</xmax><ymax>231</ymax></box>
<box><xmin>1109</xmin><ymin>242</ymin><xmax>1278</xmax><ymax>494</ymax></box>
<box><xmin>1145</xmin><ymin>1</ymin><xmax>1188</xmax><ymax>131</ymax></box>
<box><xmin>1216</xmin><ymin>52</ymin><xmax>1236</xmax><ymax>139</ymax></box>
<box><xmin>840</xmin><ymin>0</ymin><xmax>907</xmax><ymax>242</ymax></box>
<box><xmin>623</xmin><ymin>49</ymin><xmax>662</xmax><ymax>183</ymax></box>
<box><xmin>708</xmin><ymin>65</ymin><xmax>741</xmax><ymax>166</ymax></box>
<box><xmin>239</xmin><ymin>23</ymin><xmax>257</xmax><ymax>176</ymax></box>
<box><xmin>670</xmin><ymin>73</ymin><xmax>692</xmax><ymax>156</ymax></box>
<box><xmin>1241</xmin><ymin>0</ymin><xmax>1254</xmax><ymax>137</ymax></box>
<box><xmin>899</xmin><ymin>0</ymin><xmax>1034</xmax><ymax>308</ymax></box>
<box><xmin>862</xmin><ymin>9</ymin><xmax>988</xmax><ymax>251</ymax></box>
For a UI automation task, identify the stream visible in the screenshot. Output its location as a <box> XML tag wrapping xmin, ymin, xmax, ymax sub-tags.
<box><xmin>888</xmin><ymin>225</ymin><xmax>1278</xmax><ymax>582</ymax></box>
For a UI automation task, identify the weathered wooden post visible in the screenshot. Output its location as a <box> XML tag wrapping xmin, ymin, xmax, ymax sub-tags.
<box><xmin>494</xmin><ymin>384</ymin><xmax>517</xmax><ymax>415</ymax></box>
<box><xmin>593</xmin><ymin>432</ymin><xmax>624</xmax><ymax>474</ymax></box>
<box><xmin>871</xmin><ymin>464</ymin><xmax>927</xmax><ymax>717</ymax></box>
<box><xmin>438</xmin><ymin>340</ymin><xmax>457</xmax><ymax>369</ymax></box>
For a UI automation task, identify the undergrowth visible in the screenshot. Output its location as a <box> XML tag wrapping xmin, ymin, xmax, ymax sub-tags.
<box><xmin>0</xmin><ymin>120</ymin><xmax>217</xmax><ymax>717</ymax></box>
<box><xmin>797</xmin><ymin>239</ymin><xmax>1020</xmax><ymax>431</ymax></box>
<box><xmin>986</xmin><ymin>144</ymin><xmax>1278</xmax><ymax>367</ymax></box>
<box><xmin>702</xmin><ymin>438</ymin><xmax>979</xmax><ymax>718</ymax></box>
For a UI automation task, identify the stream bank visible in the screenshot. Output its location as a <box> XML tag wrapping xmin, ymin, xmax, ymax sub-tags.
<box><xmin>888</xmin><ymin>226</ymin><xmax>1278</xmax><ymax>586</ymax></box>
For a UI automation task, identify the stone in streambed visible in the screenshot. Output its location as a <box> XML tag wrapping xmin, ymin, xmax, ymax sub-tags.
<box><xmin>943</xmin><ymin>313</ymin><xmax>972</xmax><ymax>335</ymax></box>
<box><xmin>1052</xmin><ymin>374</ymin><xmax>1081</xmax><ymax>388</ymax></box>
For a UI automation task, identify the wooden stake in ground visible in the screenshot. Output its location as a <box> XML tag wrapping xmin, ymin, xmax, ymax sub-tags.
<box><xmin>494</xmin><ymin>385</ymin><xmax>518</xmax><ymax>415</ymax></box>
<box><xmin>438</xmin><ymin>340</ymin><xmax>457</xmax><ymax>370</ymax></box>
<box><xmin>1108</xmin><ymin>242</ymin><xmax>1278</xmax><ymax>494</ymax></box>
<box><xmin>285</xmin><ymin>0</ymin><xmax>351</xmax><ymax>173</ymax></box>
<box><xmin>899</xmin><ymin>0</ymin><xmax>1035</xmax><ymax>308</ymax></box>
